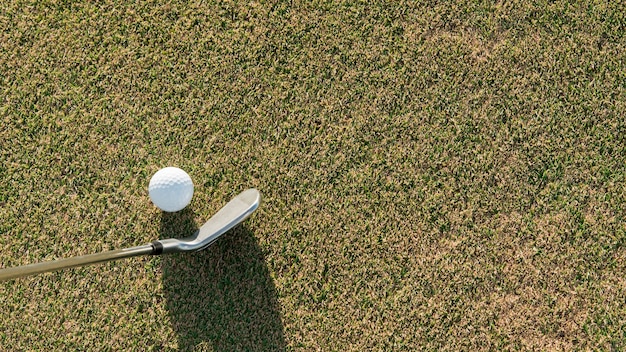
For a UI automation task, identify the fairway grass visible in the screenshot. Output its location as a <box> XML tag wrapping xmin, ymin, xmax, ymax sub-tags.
<box><xmin>1</xmin><ymin>1</ymin><xmax>625</xmax><ymax>350</ymax></box>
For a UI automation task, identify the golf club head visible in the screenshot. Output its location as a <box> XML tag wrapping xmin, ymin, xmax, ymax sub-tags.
<box><xmin>155</xmin><ymin>189</ymin><xmax>261</xmax><ymax>254</ymax></box>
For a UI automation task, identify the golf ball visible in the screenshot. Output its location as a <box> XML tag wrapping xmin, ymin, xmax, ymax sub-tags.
<box><xmin>148</xmin><ymin>167</ymin><xmax>194</xmax><ymax>212</ymax></box>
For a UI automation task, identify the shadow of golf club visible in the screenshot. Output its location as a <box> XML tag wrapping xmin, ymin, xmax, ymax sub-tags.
<box><xmin>160</xmin><ymin>210</ymin><xmax>286</xmax><ymax>351</ymax></box>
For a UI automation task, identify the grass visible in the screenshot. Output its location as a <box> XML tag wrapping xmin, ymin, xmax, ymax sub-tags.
<box><xmin>1</xmin><ymin>0</ymin><xmax>625</xmax><ymax>350</ymax></box>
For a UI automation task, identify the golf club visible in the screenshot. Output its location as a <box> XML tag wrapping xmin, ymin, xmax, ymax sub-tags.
<box><xmin>0</xmin><ymin>188</ymin><xmax>261</xmax><ymax>282</ymax></box>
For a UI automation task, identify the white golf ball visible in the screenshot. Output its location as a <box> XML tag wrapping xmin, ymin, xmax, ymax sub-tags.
<box><xmin>148</xmin><ymin>167</ymin><xmax>194</xmax><ymax>212</ymax></box>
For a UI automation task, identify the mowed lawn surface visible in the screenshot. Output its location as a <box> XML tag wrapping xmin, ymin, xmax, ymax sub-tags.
<box><xmin>1</xmin><ymin>1</ymin><xmax>625</xmax><ymax>350</ymax></box>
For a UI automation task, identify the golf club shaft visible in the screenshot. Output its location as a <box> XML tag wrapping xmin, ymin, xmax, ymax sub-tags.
<box><xmin>0</xmin><ymin>244</ymin><xmax>155</xmax><ymax>281</ymax></box>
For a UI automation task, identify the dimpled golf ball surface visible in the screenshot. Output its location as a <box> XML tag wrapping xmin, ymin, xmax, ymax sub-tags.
<box><xmin>149</xmin><ymin>167</ymin><xmax>194</xmax><ymax>212</ymax></box>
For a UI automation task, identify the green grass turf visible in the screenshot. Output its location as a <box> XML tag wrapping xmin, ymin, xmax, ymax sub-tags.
<box><xmin>1</xmin><ymin>0</ymin><xmax>626</xmax><ymax>350</ymax></box>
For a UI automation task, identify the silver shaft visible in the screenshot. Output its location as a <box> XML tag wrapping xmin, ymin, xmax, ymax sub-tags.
<box><xmin>0</xmin><ymin>244</ymin><xmax>155</xmax><ymax>281</ymax></box>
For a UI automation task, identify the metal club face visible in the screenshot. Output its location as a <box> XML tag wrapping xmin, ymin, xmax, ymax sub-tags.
<box><xmin>155</xmin><ymin>188</ymin><xmax>261</xmax><ymax>254</ymax></box>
